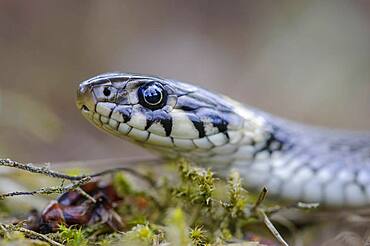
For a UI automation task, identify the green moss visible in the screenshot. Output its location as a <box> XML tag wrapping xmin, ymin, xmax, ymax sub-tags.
<box><xmin>113</xmin><ymin>172</ymin><xmax>132</xmax><ymax>196</ymax></box>
<box><xmin>59</xmin><ymin>225</ymin><xmax>89</xmax><ymax>246</ymax></box>
<box><xmin>175</xmin><ymin>160</ymin><xmax>215</xmax><ymax>206</ymax></box>
<box><xmin>225</xmin><ymin>171</ymin><xmax>249</xmax><ymax>217</ymax></box>
<box><xmin>121</xmin><ymin>224</ymin><xmax>157</xmax><ymax>246</ymax></box>
<box><xmin>190</xmin><ymin>226</ymin><xmax>208</xmax><ymax>246</ymax></box>
<box><xmin>1</xmin><ymin>159</ymin><xmax>283</xmax><ymax>245</ymax></box>
<box><xmin>165</xmin><ymin>208</ymin><xmax>190</xmax><ymax>246</ymax></box>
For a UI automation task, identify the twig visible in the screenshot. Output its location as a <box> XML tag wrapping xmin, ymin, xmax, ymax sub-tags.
<box><xmin>259</xmin><ymin>209</ymin><xmax>289</xmax><ymax>246</ymax></box>
<box><xmin>0</xmin><ymin>158</ymin><xmax>156</xmax><ymax>185</ymax></box>
<box><xmin>0</xmin><ymin>224</ymin><xmax>10</xmax><ymax>239</ymax></box>
<box><xmin>51</xmin><ymin>156</ymin><xmax>158</xmax><ymax>169</ymax></box>
<box><xmin>75</xmin><ymin>186</ymin><xmax>96</xmax><ymax>203</ymax></box>
<box><xmin>251</xmin><ymin>188</ymin><xmax>289</xmax><ymax>245</ymax></box>
<box><xmin>262</xmin><ymin>202</ymin><xmax>319</xmax><ymax>216</ymax></box>
<box><xmin>89</xmin><ymin>167</ymin><xmax>156</xmax><ymax>186</ymax></box>
<box><xmin>252</xmin><ymin>187</ymin><xmax>267</xmax><ymax>211</ymax></box>
<box><xmin>0</xmin><ymin>159</ymin><xmax>83</xmax><ymax>180</ymax></box>
<box><xmin>0</xmin><ymin>223</ymin><xmax>63</xmax><ymax>246</ymax></box>
<box><xmin>0</xmin><ymin>177</ymin><xmax>91</xmax><ymax>200</ymax></box>
<box><xmin>0</xmin><ymin>158</ymin><xmax>158</xmax><ymax>200</ymax></box>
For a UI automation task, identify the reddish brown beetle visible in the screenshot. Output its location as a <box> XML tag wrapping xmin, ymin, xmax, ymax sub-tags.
<box><xmin>25</xmin><ymin>180</ymin><xmax>124</xmax><ymax>233</ymax></box>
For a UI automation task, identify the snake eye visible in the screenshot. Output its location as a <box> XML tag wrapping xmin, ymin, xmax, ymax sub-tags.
<box><xmin>138</xmin><ymin>82</ymin><xmax>167</xmax><ymax>110</ymax></box>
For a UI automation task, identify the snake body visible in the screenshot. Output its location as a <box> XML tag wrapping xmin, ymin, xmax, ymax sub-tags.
<box><xmin>76</xmin><ymin>72</ymin><xmax>370</xmax><ymax>207</ymax></box>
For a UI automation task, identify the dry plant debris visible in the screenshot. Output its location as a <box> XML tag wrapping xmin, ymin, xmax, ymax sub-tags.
<box><xmin>0</xmin><ymin>158</ymin><xmax>302</xmax><ymax>245</ymax></box>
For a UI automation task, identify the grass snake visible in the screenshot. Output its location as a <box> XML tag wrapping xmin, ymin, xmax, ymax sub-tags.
<box><xmin>76</xmin><ymin>72</ymin><xmax>370</xmax><ymax>207</ymax></box>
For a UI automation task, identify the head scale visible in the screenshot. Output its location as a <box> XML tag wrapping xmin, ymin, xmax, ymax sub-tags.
<box><xmin>77</xmin><ymin>72</ymin><xmax>249</xmax><ymax>159</ymax></box>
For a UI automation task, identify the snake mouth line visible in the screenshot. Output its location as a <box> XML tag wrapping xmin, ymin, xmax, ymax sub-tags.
<box><xmin>80</xmin><ymin>105</ymin><xmax>238</xmax><ymax>153</ymax></box>
<box><xmin>81</xmin><ymin>105</ymin><xmax>90</xmax><ymax>112</ymax></box>
<box><xmin>80</xmin><ymin>107</ymin><xmax>152</xmax><ymax>143</ymax></box>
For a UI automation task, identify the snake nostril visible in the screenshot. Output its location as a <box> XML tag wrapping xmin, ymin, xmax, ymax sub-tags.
<box><xmin>77</xmin><ymin>81</ymin><xmax>96</xmax><ymax>112</ymax></box>
<box><xmin>79</xmin><ymin>82</ymin><xmax>88</xmax><ymax>92</ymax></box>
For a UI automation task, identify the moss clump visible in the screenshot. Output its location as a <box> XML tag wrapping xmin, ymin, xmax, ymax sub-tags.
<box><xmin>58</xmin><ymin>225</ymin><xmax>89</xmax><ymax>246</ymax></box>
<box><xmin>176</xmin><ymin>161</ymin><xmax>216</xmax><ymax>206</ymax></box>
<box><xmin>0</xmin><ymin>159</ymin><xmax>280</xmax><ymax>245</ymax></box>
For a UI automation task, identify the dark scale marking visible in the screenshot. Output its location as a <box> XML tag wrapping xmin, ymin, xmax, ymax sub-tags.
<box><xmin>196</xmin><ymin>108</ymin><xmax>229</xmax><ymax>134</ymax></box>
<box><xmin>108</xmin><ymin>105</ymin><xmax>115</xmax><ymax>120</ymax></box>
<box><xmin>145</xmin><ymin>118</ymin><xmax>153</xmax><ymax>130</ymax></box>
<box><xmin>143</xmin><ymin>110</ymin><xmax>172</xmax><ymax>136</ymax></box>
<box><xmin>212</xmin><ymin>115</ymin><xmax>228</xmax><ymax>133</ymax></box>
<box><xmin>267</xmin><ymin>124</ymin><xmax>294</xmax><ymax>150</ymax></box>
<box><xmin>310</xmin><ymin>166</ymin><xmax>319</xmax><ymax>174</ymax></box>
<box><xmin>152</xmin><ymin>110</ymin><xmax>172</xmax><ymax>137</ymax></box>
<box><xmin>180</xmin><ymin>105</ymin><xmax>197</xmax><ymax>111</ymax></box>
<box><xmin>252</xmin><ymin>131</ymin><xmax>287</xmax><ymax>158</ymax></box>
<box><xmin>144</xmin><ymin>111</ymin><xmax>155</xmax><ymax>130</ymax></box>
<box><xmin>118</xmin><ymin>107</ymin><xmax>132</xmax><ymax>122</ymax></box>
<box><xmin>186</xmin><ymin>113</ymin><xmax>206</xmax><ymax>138</ymax></box>
<box><xmin>162</xmin><ymin>118</ymin><xmax>173</xmax><ymax>136</ymax></box>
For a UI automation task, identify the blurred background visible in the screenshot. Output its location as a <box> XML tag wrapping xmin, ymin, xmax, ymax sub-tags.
<box><xmin>0</xmin><ymin>0</ymin><xmax>369</xmax><ymax>163</ymax></box>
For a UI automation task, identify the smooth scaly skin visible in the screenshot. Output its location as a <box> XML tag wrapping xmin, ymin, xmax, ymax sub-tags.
<box><xmin>76</xmin><ymin>72</ymin><xmax>370</xmax><ymax>207</ymax></box>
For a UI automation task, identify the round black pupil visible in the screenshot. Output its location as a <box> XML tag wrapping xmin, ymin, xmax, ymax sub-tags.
<box><xmin>103</xmin><ymin>87</ymin><xmax>111</xmax><ymax>97</ymax></box>
<box><xmin>143</xmin><ymin>85</ymin><xmax>162</xmax><ymax>105</ymax></box>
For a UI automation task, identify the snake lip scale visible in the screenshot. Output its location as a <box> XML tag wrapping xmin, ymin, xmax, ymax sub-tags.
<box><xmin>77</xmin><ymin>72</ymin><xmax>370</xmax><ymax>207</ymax></box>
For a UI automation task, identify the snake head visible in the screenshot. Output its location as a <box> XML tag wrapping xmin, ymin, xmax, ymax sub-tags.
<box><xmin>77</xmin><ymin>72</ymin><xmax>246</xmax><ymax>156</ymax></box>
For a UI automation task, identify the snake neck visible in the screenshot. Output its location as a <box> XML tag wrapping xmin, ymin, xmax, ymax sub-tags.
<box><xmin>146</xmin><ymin>100</ymin><xmax>294</xmax><ymax>170</ymax></box>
